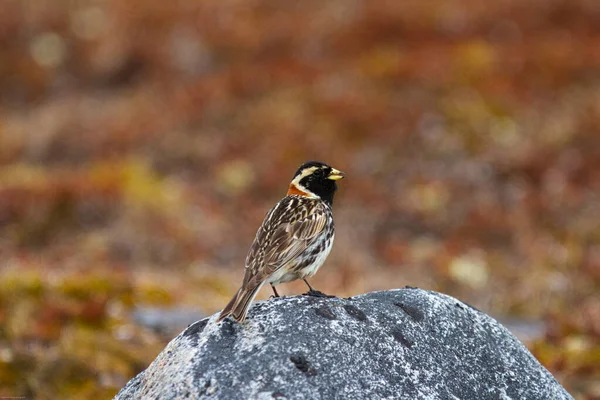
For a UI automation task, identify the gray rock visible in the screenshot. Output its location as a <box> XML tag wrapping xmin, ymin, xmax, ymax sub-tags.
<box><xmin>115</xmin><ymin>289</ymin><xmax>572</xmax><ymax>400</ymax></box>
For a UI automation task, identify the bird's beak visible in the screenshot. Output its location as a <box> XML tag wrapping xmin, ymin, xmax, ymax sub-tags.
<box><xmin>327</xmin><ymin>168</ymin><xmax>345</xmax><ymax>181</ymax></box>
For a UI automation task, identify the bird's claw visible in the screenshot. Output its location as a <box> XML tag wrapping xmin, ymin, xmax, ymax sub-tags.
<box><xmin>302</xmin><ymin>290</ymin><xmax>335</xmax><ymax>298</ymax></box>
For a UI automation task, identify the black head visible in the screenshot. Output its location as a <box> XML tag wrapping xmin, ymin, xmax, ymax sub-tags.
<box><xmin>289</xmin><ymin>161</ymin><xmax>345</xmax><ymax>205</ymax></box>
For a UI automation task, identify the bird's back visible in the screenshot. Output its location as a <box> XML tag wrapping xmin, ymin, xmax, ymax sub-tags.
<box><xmin>244</xmin><ymin>195</ymin><xmax>331</xmax><ymax>281</ymax></box>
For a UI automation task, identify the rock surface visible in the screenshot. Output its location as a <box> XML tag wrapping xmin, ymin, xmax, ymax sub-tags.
<box><xmin>115</xmin><ymin>289</ymin><xmax>572</xmax><ymax>400</ymax></box>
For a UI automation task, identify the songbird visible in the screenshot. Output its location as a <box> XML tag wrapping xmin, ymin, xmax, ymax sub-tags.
<box><xmin>217</xmin><ymin>161</ymin><xmax>345</xmax><ymax>322</ymax></box>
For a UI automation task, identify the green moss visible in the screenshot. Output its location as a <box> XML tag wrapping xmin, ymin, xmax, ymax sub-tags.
<box><xmin>0</xmin><ymin>272</ymin><xmax>44</xmax><ymax>300</ymax></box>
<box><xmin>134</xmin><ymin>284</ymin><xmax>174</xmax><ymax>306</ymax></box>
<box><xmin>57</xmin><ymin>275</ymin><xmax>114</xmax><ymax>301</ymax></box>
<box><xmin>0</xmin><ymin>352</ymin><xmax>36</xmax><ymax>396</ymax></box>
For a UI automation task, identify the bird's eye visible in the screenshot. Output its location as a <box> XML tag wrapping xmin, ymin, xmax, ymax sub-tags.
<box><xmin>314</xmin><ymin>169</ymin><xmax>324</xmax><ymax>178</ymax></box>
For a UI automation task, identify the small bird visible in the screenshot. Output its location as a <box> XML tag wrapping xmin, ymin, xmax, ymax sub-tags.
<box><xmin>217</xmin><ymin>161</ymin><xmax>345</xmax><ymax>322</ymax></box>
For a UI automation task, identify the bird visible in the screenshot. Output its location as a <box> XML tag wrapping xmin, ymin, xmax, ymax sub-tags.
<box><xmin>217</xmin><ymin>161</ymin><xmax>345</xmax><ymax>322</ymax></box>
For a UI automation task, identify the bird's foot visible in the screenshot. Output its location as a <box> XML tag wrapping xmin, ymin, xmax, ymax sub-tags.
<box><xmin>302</xmin><ymin>290</ymin><xmax>335</xmax><ymax>298</ymax></box>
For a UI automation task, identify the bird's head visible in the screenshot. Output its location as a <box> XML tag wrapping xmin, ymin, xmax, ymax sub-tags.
<box><xmin>287</xmin><ymin>161</ymin><xmax>345</xmax><ymax>205</ymax></box>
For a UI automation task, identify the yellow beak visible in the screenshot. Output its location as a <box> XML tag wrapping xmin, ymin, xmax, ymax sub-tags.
<box><xmin>327</xmin><ymin>168</ymin><xmax>345</xmax><ymax>180</ymax></box>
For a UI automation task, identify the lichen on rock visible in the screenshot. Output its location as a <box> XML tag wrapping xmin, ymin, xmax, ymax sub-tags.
<box><xmin>115</xmin><ymin>289</ymin><xmax>573</xmax><ymax>400</ymax></box>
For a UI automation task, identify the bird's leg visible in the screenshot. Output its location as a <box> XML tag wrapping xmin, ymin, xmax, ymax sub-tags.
<box><xmin>302</xmin><ymin>279</ymin><xmax>335</xmax><ymax>298</ymax></box>
<box><xmin>269</xmin><ymin>283</ymin><xmax>280</xmax><ymax>298</ymax></box>
<box><xmin>303</xmin><ymin>278</ymin><xmax>315</xmax><ymax>291</ymax></box>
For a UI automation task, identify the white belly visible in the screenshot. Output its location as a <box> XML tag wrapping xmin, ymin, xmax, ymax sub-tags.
<box><xmin>268</xmin><ymin>234</ymin><xmax>334</xmax><ymax>285</ymax></box>
<box><xmin>302</xmin><ymin>239</ymin><xmax>333</xmax><ymax>278</ymax></box>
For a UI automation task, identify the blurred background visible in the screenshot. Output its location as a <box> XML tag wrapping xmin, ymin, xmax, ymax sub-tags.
<box><xmin>0</xmin><ymin>0</ymin><xmax>599</xmax><ymax>398</ymax></box>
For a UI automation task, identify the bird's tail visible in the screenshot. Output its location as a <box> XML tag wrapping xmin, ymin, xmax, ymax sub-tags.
<box><xmin>217</xmin><ymin>283</ymin><xmax>263</xmax><ymax>322</ymax></box>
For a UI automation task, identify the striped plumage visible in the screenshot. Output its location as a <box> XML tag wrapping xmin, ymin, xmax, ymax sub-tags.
<box><xmin>217</xmin><ymin>161</ymin><xmax>344</xmax><ymax>322</ymax></box>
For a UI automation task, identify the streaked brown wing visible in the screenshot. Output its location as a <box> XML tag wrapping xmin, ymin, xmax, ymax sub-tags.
<box><xmin>263</xmin><ymin>211</ymin><xmax>328</xmax><ymax>271</ymax></box>
<box><xmin>242</xmin><ymin>224</ymin><xmax>268</xmax><ymax>286</ymax></box>
<box><xmin>243</xmin><ymin>200</ymin><xmax>328</xmax><ymax>286</ymax></box>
